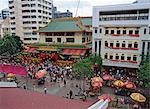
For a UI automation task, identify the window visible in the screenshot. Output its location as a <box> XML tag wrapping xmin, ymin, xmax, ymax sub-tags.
<box><xmin>115</xmin><ymin>54</ymin><xmax>119</xmax><ymax>60</ymax></box>
<box><xmin>32</xmin><ymin>38</ymin><xmax>37</xmax><ymax>40</ymax></box>
<box><xmin>104</xmin><ymin>53</ymin><xmax>108</xmax><ymax>59</ymax></box>
<box><xmin>57</xmin><ymin>38</ymin><xmax>61</xmax><ymax>43</ymax></box>
<box><xmin>134</xmin><ymin>42</ymin><xmax>138</xmax><ymax>48</ymax></box>
<box><xmin>149</xmin><ymin>28</ymin><xmax>150</xmax><ymax>34</ymax></box>
<box><xmin>122</xmin><ymin>41</ymin><xmax>126</xmax><ymax>48</ymax></box>
<box><xmin>110</xmin><ymin>30</ymin><xmax>114</xmax><ymax>34</ymax></box>
<box><xmin>123</xmin><ymin>30</ymin><xmax>126</xmax><ymax>34</ymax></box>
<box><xmin>128</xmin><ymin>43</ymin><xmax>132</xmax><ymax>48</ymax></box>
<box><xmin>95</xmin><ymin>28</ymin><xmax>97</xmax><ymax>33</ymax></box>
<box><xmin>66</xmin><ymin>38</ymin><xmax>74</xmax><ymax>42</ymax></box>
<box><xmin>116</xmin><ymin>41</ymin><xmax>120</xmax><ymax>47</ymax></box>
<box><xmin>117</xmin><ymin>30</ymin><xmax>120</xmax><ymax>34</ymax></box>
<box><xmin>121</xmin><ymin>54</ymin><xmax>124</xmax><ymax>60</ymax></box>
<box><xmin>45</xmin><ymin>38</ymin><xmax>52</xmax><ymax>42</ymax></box>
<box><xmin>127</xmin><ymin>56</ymin><xmax>131</xmax><ymax>61</ymax></box>
<box><xmin>99</xmin><ymin>28</ymin><xmax>102</xmax><ymax>33</ymax></box>
<box><xmin>32</xmin><ymin>27</ymin><xmax>37</xmax><ymax>29</ymax></box>
<box><xmin>82</xmin><ymin>38</ymin><xmax>85</xmax><ymax>43</ymax></box>
<box><xmin>129</xmin><ymin>30</ymin><xmax>133</xmax><ymax>34</ymax></box>
<box><xmin>133</xmin><ymin>55</ymin><xmax>137</xmax><ymax>61</ymax></box>
<box><xmin>109</xmin><ymin>55</ymin><xmax>113</xmax><ymax>59</ymax></box>
<box><xmin>105</xmin><ymin>30</ymin><xmax>109</xmax><ymax>34</ymax></box>
<box><xmin>105</xmin><ymin>41</ymin><xmax>108</xmax><ymax>47</ymax></box>
<box><xmin>110</xmin><ymin>43</ymin><xmax>113</xmax><ymax>47</ymax></box>
<box><xmin>144</xmin><ymin>28</ymin><xmax>146</xmax><ymax>34</ymax></box>
<box><xmin>24</xmin><ymin>38</ymin><xmax>31</xmax><ymax>40</ymax></box>
<box><xmin>135</xmin><ymin>30</ymin><xmax>139</xmax><ymax>34</ymax></box>
<box><xmin>95</xmin><ymin>41</ymin><xmax>97</xmax><ymax>53</ymax></box>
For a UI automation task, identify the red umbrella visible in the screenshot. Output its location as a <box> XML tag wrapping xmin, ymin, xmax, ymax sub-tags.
<box><xmin>35</xmin><ymin>69</ymin><xmax>47</xmax><ymax>79</ymax></box>
<box><xmin>125</xmin><ymin>81</ymin><xmax>136</xmax><ymax>89</ymax></box>
<box><xmin>98</xmin><ymin>94</ymin><xmax>112</xmax><ymax>102</ymax></box>
<box><xmin>102</xmin><ymin>74</ymin><xmax>113</xmax><ymax>80</ymax></box>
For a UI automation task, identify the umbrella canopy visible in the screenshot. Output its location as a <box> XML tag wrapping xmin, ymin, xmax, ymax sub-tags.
<box><xmin>125</xmin><ymin>81</ymin><xmax>136</xmax><ymax>89</ymax></box>
<box><xmin>130</xmin><ymin>93</ymin><xmax>146</xmax><ymax>103</ymax></box>
<box><xmin>7</xmin><ymin>73</ymin><xmax>15</xmax><ymax>78</ymax></box>
<box><xmin>35</xmin><ymin>69</ymin><xmax>47</xmax><ymax>79</ymax></box>
<box><xmin>113</xmin><ymin>80</ymin><xmax>125</xmax><ymax>87</ymax></box>
<box><xmin>92</xmin><ymin>82</ymin><xmax>102</xmax><ymax>87</ymax></box>
<box><xmin>102</xmin><ymin>74</ymin><xmax>113</xmax><ymax>81</ymax></box>
<box><xmin>98</xmin><ymin>94</ymin><xmax>112</xmax><ymax>102</ymax></box>
<box><xmin>92</xmin><ymin>77</ymin><xmax>103</xmax><ymax>83</ymax></box>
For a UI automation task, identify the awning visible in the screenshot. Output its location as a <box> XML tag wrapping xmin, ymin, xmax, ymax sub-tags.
<box><xmin>61</xmin><ymin>48</ymin><xmax>87</xmax><ymax>56</ymax></box>
<box><xmin>38</xmin><ymin>48</ymin><xmax>58</xmax><ymax>52</ymax></box>
<box><xmin>24</xmin><ymin>47</ymin><xmax>37</xmax><ymax>53</ymax></box>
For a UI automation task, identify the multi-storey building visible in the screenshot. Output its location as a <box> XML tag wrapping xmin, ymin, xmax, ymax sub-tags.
<box><xmin>8</xmin><ymin>0</ymin><xmax>52</xmax><ymax>43</ymax></box>
<box><xmin>0</xmin><ymin>17</ymin><xmax>10</xmax><ymax>38</ymax></box>
<box><xmin>38</xmin><ymin>17</ymin><xmax>92</xmax><ymax>44</ymax></box>
<box><xmin>92</xmin><ymin>0</ymin><xmax>150</xmax><ymax>70</ymax></box>
<box><xmin>1</xmin><ymin>8</ymin><xmax>9</xmax><ymax>19</ymax></box>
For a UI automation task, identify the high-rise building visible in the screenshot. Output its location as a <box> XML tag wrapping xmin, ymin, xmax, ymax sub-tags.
<box><xmin>52</xmin><ymin>6</ymin><xmax>73</xmax><ymax>19</ymax></box>
<box><xmin>8</xmin><ymin>0</ymin><xmax>52</xmax><ymax>43</ymax></box>
<box><xmin>92</xmin><ymin>0</ymin><xmax>150</xmax><ymax>70</ymax></box>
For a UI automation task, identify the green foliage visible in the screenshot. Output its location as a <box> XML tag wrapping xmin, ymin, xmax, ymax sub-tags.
<box><xmin>138</xmin><ymin>55</ymin><xmax>150</xmax><ymax>88</ymax></box>
<box><xmin>73</xmin><ymin>54</ymin><xmax>102</xmax><ymax>78</ymax></box>
<box><xmin>0</xmin><ymin>34</ymin><xmax>23</xmax><ymax>56</ymax></box>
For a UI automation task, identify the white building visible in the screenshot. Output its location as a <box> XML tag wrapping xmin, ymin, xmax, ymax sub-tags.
<box><xmin>92</xmin><ymin>0</ymin><xmax>150</xmax><ymax>69</ymax></box>
<box><xmin>8</xmin><ymin>0</ymin><xmax>52</xmax><ymax>43</ymax></box>
<box><xmin>0</xmin><ymin>17</ymin><xmax>10</xmax><ymax>38</ymax></box>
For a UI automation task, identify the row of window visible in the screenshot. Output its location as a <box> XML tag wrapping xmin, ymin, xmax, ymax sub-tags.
<box><xmin>38</xmin><ymin>0</ymin><xmax>52</xmax><ymax>5</ymax></box>
<box><xmin>24</xmin><ymin>38</ymin><xmax>37</xmax><ymax>41</ymax></box>
<box><xmin>99</xmin><ymin>16</ymin><xmax>148</xmax><ymax>21</ymax></box>
<box><xmin>105</xmin><ymin>41</ymin><xmax>138</xmax><ymax>48</ymax></box>
<box><xmin>45</xmin><ymin>38</ymin><xmax>75</xmax><ymax>43</ymax></box>
<box><xmin>24</xmin><ymin>32</ymin><xmax>37</xmax><ymax>36</ymax></box>
<box><xmin>104</xmin><ymin>53</ymin><xmax>137</xmax><ymax>61</ymax></box>
<box><xmin>95</xmin><ymin>28</ymin><xmax>150</xmax><ymax>35</ymax></box>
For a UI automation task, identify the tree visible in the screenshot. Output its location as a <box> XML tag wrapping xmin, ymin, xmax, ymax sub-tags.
<box><xmin>0</xmin><ymin>34</ymin><xmax>23</xmax><ymax>56</ymax></box>
<box><xmin>138</xmin><ymin>55</ymin><xmax>150</xmax><ymax>88</ymax></box>
<box><xmin>72</xmin><ymin>54</ymin><xmax>102</xmax><ymax>89</ymax></box>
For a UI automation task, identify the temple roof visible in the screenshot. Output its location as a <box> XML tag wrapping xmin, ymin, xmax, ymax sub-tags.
<box><xmin>38</xmin><ymin>17</ymin><xmax>92</xmax><ymax>33</ymax></box>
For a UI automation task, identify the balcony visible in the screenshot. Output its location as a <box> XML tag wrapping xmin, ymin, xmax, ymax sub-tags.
<box><xmin>103</xmin><ymin>59</ymin><xmax>139</xmax><ymax>68</ymax></box>
<box><xmin>111</xmin><ymin>34</ymin><xmax>139</xmax><ymax>37</ymax></box>
<box><xmin>105</xmin><ymin>46</ymin><xmax>138</xmax><ymax>51</ymax></box>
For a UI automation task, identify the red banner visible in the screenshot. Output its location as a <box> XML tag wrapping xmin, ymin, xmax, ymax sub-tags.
<box><xmin>0</xmin><ymin>64</ymin><xmax>27</xmax><ymax>76</ymax></box>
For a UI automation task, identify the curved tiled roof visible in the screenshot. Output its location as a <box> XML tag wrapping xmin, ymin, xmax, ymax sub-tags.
<box><xmin>38</xmin><ymin>17</ymin><xmax>92</xmax><ymax>32</ymax></box>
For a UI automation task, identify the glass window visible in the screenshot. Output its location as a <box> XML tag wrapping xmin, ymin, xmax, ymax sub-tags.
<box><xmin>123</xmin><ymin>30</ymin><xmax>126</xmax><ymax>34</ymax></box>
<box><xmin>117</xmin><ymin>30</ymin><xmax>120</xmax><ymax>34</ymax></box>
<box><xmin>57</xmin><ymin>38</ymin><xmax>61</xmax><ymax>43</ymax></box>
<box><xmin>99</xmin><ymin>28</ymin><xmax>102</xmax><ymax>33</ymax></box>
<box><xmin>66</xmin><ymin>38</ymin><xmax>74</xmax><ymax>42</ymax></box>
<box><xmin>95</xmin><ymin>28</ymin><xmax>97</xmax><ymax>33</ymax></box>
<box><xmin>105</xmin><ymin>41</ymin><xmax>108</xmax><ymax>47</ymax></box>
<box><xmin>105</xmin><ymin>30</ymin><xmax>109</xmax><ymax>34</ymax></box>
<box><xmin>133</xmin><ymin>55</ymin><xmax>137</xmax><ymax>61</ymax></box>
<box><xmin>45</xmin><ymin>38</ymin><xmax>52</xmax><ymax>42</ymax></box>
<box><xmin>135</xmin><ymin>30</ymin><xmax>139</xmax><ymax>34</ymax></box>
<box><xmin>121</xmin><ymin>55</ymin><xmax>124</xmax><ymax>60</ymax></box>
<box><xmin>111</xmin><ymin>30</ymin><xmax>114</xmax><ymax>34</ymax></box>
<box><xmin>134</xmin><ymin>42</ymin><xmax>138</xmax><ymax>48</ymax></box>
<box><xmin>127</xmin><ymin>56</ymin><xmax>131</xmax><ymax>60</ymax></box>
<box><xmin>110</xmin><ymin>43</ymin><xmax>113</xmax><ymax>47</ymax></box>
<box><xmin>116</xmin><ymin>41</ymin><xmax>120</xmax><ymax>47</ymax></box>
<box><xmin>144</xmin><ymin>28</ymin><xmax>146</xmax><ymax>34</ymax></box>
<box><xmin>128</xmin><ymin>43</ymin><xmax>132</xmax><ymax>48</ymax></box>
<box><xmin>104</xmin><ymin>53</ymin><xmax>108</xmax><ymax>59</ymax></box>
<box><xmin>129</xmin><ymin>30</ymin><xmax>133</xmax><ymax>34</ymax></box>
<box><xmin>110</xmin><ymin>55</ymin><xmax>113</xmax><ymax>59</ymax></box>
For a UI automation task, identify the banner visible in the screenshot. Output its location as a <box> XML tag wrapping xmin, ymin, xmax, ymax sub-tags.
<box><xmin>0</xmin><ymin>64</ymin><xmax>27</xmax><ymax>76</ymax></box>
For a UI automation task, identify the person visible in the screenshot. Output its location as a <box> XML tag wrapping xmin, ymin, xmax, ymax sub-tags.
<box><xmin>83</xmin><ymin>90</ymin><xmax>87</xmax><ymax>102</ymax></box>
<box><xmin>115</xmin><ymin>97</ymin><xmax>119</xmax><ymax>107</ymax></box>
<box><xmin>44</xmin><ymin>87</ymin><xmax>47</xmax><ymax>94</ymax></box>
<box><xmin>63</xmin><ymin>79</ymin><xmax>66</xmax><ymax>86</ymax></box>
<box><xmin>23</xmin><ymin>84</ymin><xmax>26</xmax><ymax>89</ymax></box>
<box><xmin>69</xmin><ymin>90</ymin><xmax>73</xmax><ymax>99</ymax></box>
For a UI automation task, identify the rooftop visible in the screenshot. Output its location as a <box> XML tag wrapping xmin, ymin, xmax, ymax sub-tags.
<box><xmin>38</xmin><ymin>17</ymin><xmax>92</xmax><ymax>33</ymax></box>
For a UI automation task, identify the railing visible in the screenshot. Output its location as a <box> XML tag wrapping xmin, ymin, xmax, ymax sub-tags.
<box><xmin>105</xmin><ymin>46</ymin><xmax>138</xmax><ymax>50</ymax></box>
<box><xmin>111</xmin><ymin>34</ymin><xmax>139</xmax><ymax>37</ymax></box>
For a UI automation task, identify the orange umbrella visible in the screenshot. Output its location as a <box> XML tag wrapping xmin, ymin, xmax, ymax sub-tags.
<box><xmin>98</xmin><ymin>94</ymin><xmax>112</xmax><ymax>102</ymax></box>
<box><xmin>125</xmin><ymin>81</ymin><xmax>136</xmax><ymax>89</ymax></box>
<box><xmin>102</xmin><ymin>74</ymin><xmax>113</xmax><ymax>80</ymax></box>
<box><xmin>113</xmin><ymin>80</ymin><xmax>125</xmax><ymax>87</ymax></box>
<box><xmin>92</xmin><ymin>77</ymin><xmax>103</xmax><ymax>83</ymax></box>
<box><xmin>7</xmin><ymin>73</ymin><xmax>15</xmax><ymax>78</ymax></box>
<box><xmin>130</xmin><ymin>93</ymin><xmax>146</xmax><ymax>102</ymax></box>
<box><xmin>35</xmin><ymin>69</ymin><xmax>47</xmax><ymax>79</ymax></box>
